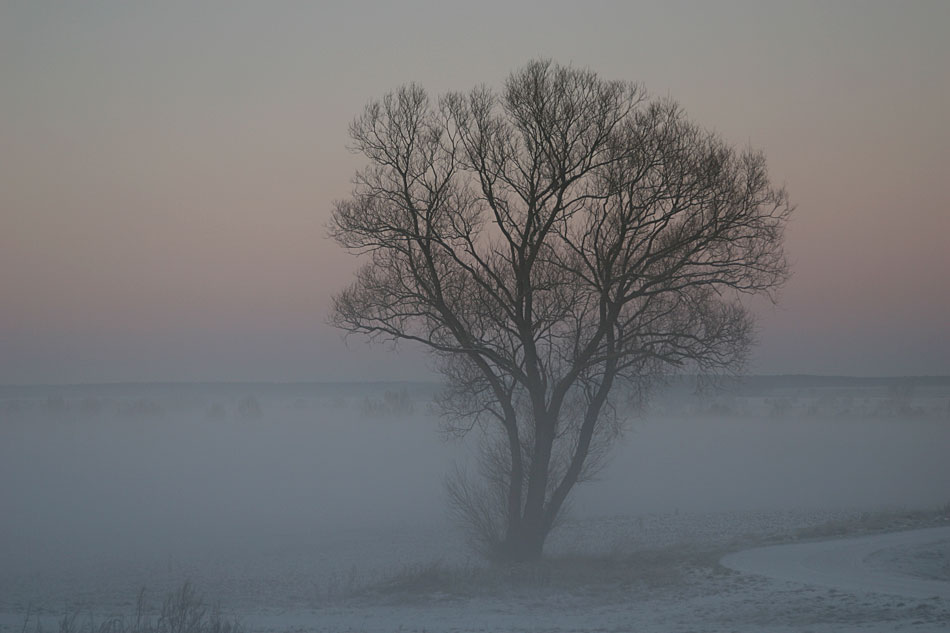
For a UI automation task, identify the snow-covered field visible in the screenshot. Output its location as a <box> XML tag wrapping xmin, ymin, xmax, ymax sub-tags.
<box><xmin>722</xmin><ymin>526</ymin><xmax>950</xmax><ymax>600</ymax></box>
<box><xmin>1</xmin><ymin>380</ymin><xmax>949</xmax><ymax>632</ymax></box>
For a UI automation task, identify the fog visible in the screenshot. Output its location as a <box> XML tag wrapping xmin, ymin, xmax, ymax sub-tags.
<box><xmin>2</xmin><ymin>379</ymin><xmax>949</xmax><ymax>631</ymax></box>
<box><xmin>1</xmin><ymin>385</ymin><xmax>441</xmax><ymax>572</ymax></box>
<box><xmin>3</xmin><ymin>380</ymin><xmax>948</xmax><ymax>580</ymax></box>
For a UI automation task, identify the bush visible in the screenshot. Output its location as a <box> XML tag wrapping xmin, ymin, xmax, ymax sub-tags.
<box><xmin>80</xmin><ymin>398</ymin><xmax>103</xmax><ymax>416</ymax></box>
<box><xmin>359</xmin><ymin>389</ymin><xmax>414</xmax><ymax>418</ymax></box>
<box><xmin>236</xmin><ymin>395</ymin><xmax>262</xmax><ymax>420</ymax></box>
<box><xmin>20</xmin><ymin>582</ymin><xmax>241</xmax><ymax>633</ymax></box>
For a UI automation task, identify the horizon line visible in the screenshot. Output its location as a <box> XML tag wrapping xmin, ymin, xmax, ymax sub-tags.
<box><xmin>3</xmin><ymin>374</ymin><xmax>949</xmax><ymax>389</ymax></box>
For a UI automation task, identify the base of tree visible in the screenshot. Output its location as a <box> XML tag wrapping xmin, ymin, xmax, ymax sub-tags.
<box><xmin>492</xmin><ymin>532</ymin><xmax>547</xmax><ymax>564</ymax></box>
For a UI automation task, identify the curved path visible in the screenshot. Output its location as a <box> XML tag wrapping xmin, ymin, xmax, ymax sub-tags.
<box><xmin>721</xmin><ymin>526</ymin><xmax>950</xmax><ymax>599</ymax></box>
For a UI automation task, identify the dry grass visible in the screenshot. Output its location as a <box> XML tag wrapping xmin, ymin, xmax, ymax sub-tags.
<box><xmin>362</xmin><ymin>544</ymin><xmax>729</xmax><ymax>602</ymax></box>
<box><xmin>19</xmin><ymin>582</ymin><xmax>241</xmax><ymax>633</ymax></box>
<box><xmin>789</xmin><ymin>505</ymin><xmax>950</xmax><ymax>542</ymax></box>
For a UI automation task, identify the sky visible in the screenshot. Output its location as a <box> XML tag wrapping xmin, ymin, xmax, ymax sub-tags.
<box><xmin>1</xmin><ymin>0</ymin><xmax>948</xmax><ymax>384</ymax></box>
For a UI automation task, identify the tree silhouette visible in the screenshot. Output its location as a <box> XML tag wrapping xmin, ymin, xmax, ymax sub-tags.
<box><xmin>331</xmin><ymin>60</ymin><xmax>791</xmax><ymax>561</ymax></box>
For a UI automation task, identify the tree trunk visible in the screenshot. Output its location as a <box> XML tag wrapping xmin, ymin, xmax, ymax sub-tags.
<box><xmin>498</xmin><ymin>520</ymin><xmax>547</xmax><ymax>563</ymax></box>
<box><xmin>498</xmin><ymin>437</ymin><xmax>556</xmax><ymax>561</ymax></box>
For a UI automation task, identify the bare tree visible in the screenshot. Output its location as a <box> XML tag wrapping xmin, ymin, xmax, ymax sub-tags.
<box><xmin>330</xmin><ymin>60</ymin><xmax>791</xmax><ymax>562</ymax></box>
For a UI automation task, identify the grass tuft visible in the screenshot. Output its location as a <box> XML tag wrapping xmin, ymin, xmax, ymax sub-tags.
<box><xmin>19</xmin><ymin>582</ymin><xmax>240</xmax><ymax>633</ymax></box>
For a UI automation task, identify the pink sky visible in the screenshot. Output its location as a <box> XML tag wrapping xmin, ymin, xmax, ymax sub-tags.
<box><xmin>1</xmin><ymin>1</ymin><xmax>948</xmax><ymax>383</ymax></box>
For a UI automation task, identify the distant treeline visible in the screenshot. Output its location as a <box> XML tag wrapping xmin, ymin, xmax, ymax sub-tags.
<box><xmin>0</xmin><ymin>380</ymin><xmax>441</xmax><ymax>401</ymax></box>
<box><xmin>2</xmin><ymin>375</ymin><xmax>949</xmax><ymax>401</ymax></box>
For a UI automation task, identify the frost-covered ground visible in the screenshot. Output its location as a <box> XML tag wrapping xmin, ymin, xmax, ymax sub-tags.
<box><xmin>1</xmin><ymin>380</ymin><xmax>949</xmax><ymax>632</ymax></box>
<box><xmin>3</xmin><ymin>510</ymin><xmax>949</xmax><ymax>633</ymax></box>
<box><xmin>723</xmin><ymin>526</ymin><xmax>950</xmax><ymax>599</ymax></box>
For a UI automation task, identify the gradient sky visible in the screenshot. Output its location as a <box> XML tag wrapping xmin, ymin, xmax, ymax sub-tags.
<box><xmin>1</xmin><ymin>0</ymin><xmax>948</xmax><ymax>384</ymax></box>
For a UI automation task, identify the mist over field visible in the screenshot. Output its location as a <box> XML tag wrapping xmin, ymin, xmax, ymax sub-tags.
<box><xmin>2</xmin><ymin>378</ymin><xmax>949</xmax><ymax>632</ymax></box>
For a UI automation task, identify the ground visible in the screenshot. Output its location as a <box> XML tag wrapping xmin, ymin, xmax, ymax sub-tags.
<box><xmin>3</xmin><ymin>509</ymin><xmax>949</xmax><ymax>633</ymax></box>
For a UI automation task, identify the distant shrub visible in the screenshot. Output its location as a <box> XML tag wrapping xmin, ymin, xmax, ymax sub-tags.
<box><xmin>384</xmin><ymin>389</ymin><xmax>413</xmax><ymax>413</ymax></box>
<box><xmin>766</xmin><ymin>397</ymin><xmax>792</xmax><ymax>418</ymax></box>
<box><xmin>360</xmin><ymin>389</ymin><xmax>414</xmax><ymax>418</ymax></box>
<box><xmin>705</xmin><ymin>401</ymin><xmax>733</xmax><ymax>417</ymax></box>
<box><xmin>80</xmin><ymin>397</ymin><xmax>103</xmax><ymax>416</ymax></box>
<box><xmin>237</xmin><ymin>395</ymin><xmax>262</xmax><ymax>420</ymax></box>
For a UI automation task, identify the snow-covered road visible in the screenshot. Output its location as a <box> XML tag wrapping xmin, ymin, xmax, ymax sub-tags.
<box><xmin>722</xmin><ymin>526</ymin><xmax>950</xmax><ymax>599</ymax></box>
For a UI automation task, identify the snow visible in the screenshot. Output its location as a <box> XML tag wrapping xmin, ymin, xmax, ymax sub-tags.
<box><xmin>722</xmin><ymin>526</ymin><xmax>950</xmax><ymax>599</ymax></box>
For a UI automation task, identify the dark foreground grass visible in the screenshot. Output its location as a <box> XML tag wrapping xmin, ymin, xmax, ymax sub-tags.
<box><xmin>362</xmin><ymin>544</ymin><xmax>730</xmax><ymax>603</ymax></box>
<box><xmin>19</xmin><ymin>582</ymin><xmax>241</xmax><ymax>633</ymax></box>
